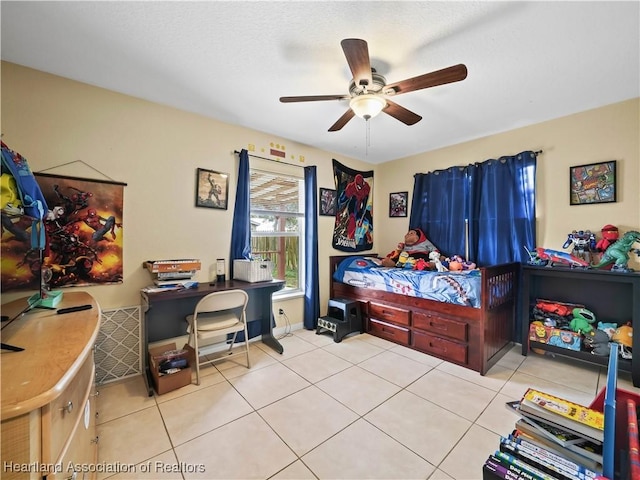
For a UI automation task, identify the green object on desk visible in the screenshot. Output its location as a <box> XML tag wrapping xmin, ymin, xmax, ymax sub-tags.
<box><xmin>29</xmin><ymin>290</ymin><xmax>63</xmax><ymax>308</ymax></box>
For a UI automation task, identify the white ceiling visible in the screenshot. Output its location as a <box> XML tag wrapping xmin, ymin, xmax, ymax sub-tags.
<box><xmin>1</xmin><ymin>1</ymin><xmax>638</xmax><ymax>164</ymax></box>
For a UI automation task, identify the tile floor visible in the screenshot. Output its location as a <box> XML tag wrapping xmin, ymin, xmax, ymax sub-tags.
<box><xmin>96</xmin><ymin>329</ymin><xmax>639</xmax><ymax>480</ymax></box>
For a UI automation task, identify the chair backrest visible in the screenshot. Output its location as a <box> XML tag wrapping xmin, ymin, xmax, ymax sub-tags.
<box><xmin>194</xmin><ymin>289</ymin><xmax>249</xmax><ymax>317</ymax></box>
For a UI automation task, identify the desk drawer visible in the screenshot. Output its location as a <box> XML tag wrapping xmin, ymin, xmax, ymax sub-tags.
<box><xmin>45</xmin><ymin>353</ymin><xmax>94</xmax><ymax>464</ymax></box>
<box><xmin>369</xmin><ymin>303</ymin><xmax>410</xmax><ymax>326</ymax></box>
<box><xmin>414</xmin><ymin>331</ymin><xmax>467</xmax><ymax>365</ymax></box>
<box><xmin>369</xmin><ymin>319</ymin><xmax>410</xmax><ymax>345</ymax></box>
<box><xmin>413</xmin><ymin>311</ymin><xmax>468</xmax><ymax>342</ymax></box>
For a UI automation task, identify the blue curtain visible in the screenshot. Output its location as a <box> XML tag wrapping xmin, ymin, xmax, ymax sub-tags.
<box><xmin>230</xmin><ymin>149</ymin><xmax>252</xmax><ymax>273</ymax></box>
<box><xmin>303</xmin><ymin>166</ymin><xmax>320</xmax><ymax>330</ymax></box>
<box><xmin>230</xmin><ymin>149</ymin><xmax>258</xmax><ymax>339</ymax></box>
<box><xmin>468</xmin><ymin>151</ymin><xmax>537</xmax><ymax>265</ymax></box>
<box><xmin>410</xmin><ymin>166</ymin><xmax>470</xmax><ymax>258</ymax></box>
<box><xmin>410</xmin><ymin>150</ymin><xmax>536</xmax><ymax>266</ymax></box>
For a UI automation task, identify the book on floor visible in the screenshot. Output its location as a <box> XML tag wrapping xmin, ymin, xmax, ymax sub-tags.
<box><xmin>506</xmin><ymin>401</ymin><xmax>587</xmax><ymax>446</ymax></box>
<box><xmin>519</xmin><ymin>389</ymin><xmax>604</xmax><ymax>443</ymax></box>
<box><xmin>510</xmin><ymin>429</ymin><xmax>602</xmax><ymax>474</ymax></box>
<box><xmin>515</xmin><ymin>419</ymin><xmax>603</xmax><ymax>468</ymax></box>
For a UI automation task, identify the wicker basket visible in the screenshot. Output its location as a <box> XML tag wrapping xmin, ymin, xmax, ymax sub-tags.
<box><xmin>233</xmin><ymin>259</ymin><xmax>273</xmax><ymax>282</ymax></box>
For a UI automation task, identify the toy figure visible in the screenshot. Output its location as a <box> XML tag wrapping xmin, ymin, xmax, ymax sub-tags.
<box><xmin>526</xmin><ymin>246</ymin><xmax>590</xmax><ymax>268</ymax></box>
<box><xmin>562</xmin><ymin>230</ymin><xmax>597</xmax><ymax>263</ymax></box>
<box><xmin>429</xmin><ymin>251</ymin><xmax>448</xmax><ymax>272</ymax></box>
<box><xmin>595</xmin><ymin>224</ymin><xmax>619</xmax><ymax>253</ymax></box>
<box><xmin>381</xmin><ymin>228</ymin><xmax>436</xmax><ymax>267</ymax></box>
<box><xmin>591</xmin><ymin>230</ymin><xmax>640</xmax><ymax>271</ymax></box>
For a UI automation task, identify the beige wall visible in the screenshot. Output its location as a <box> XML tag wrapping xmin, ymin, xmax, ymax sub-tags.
<box><xmin>376</xmin><ymin>98</ymin><xmax>640</xmax><ymax>270</ymax></box>
<box><xmin>2</xmin><ymin>62</ymin><xmax>639</xmax><ymax>325</ymax></box>
<box><xmin>0</xmin><ymin>62</ymin><xmax>373</xmax><ymax>322</ymax></box>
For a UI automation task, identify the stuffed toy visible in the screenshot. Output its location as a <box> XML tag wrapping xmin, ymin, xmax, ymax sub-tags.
<box><xmin>583</xmin><ymin>329</ymin><xmax>611</xmax><ymax>356</ymax></box>
<box><xmin>597</xmin><ymin>321</ymin><xmax>618</xmax><ymax>339</ymax></box>
<box><xmin>381</xmin><ymin>228</ymin><xmax>436</xmax><ymax>267</ymax></box>
<box><xmin>446</xmin><ymin>254</ymin><xmax>477</xmax><ymax>271</ymax></box>
<box><xmin>429</xmin><ymin>250</ymin><xmax>448</xmax><ymax>272</ymax></box>
<box><xmin>569</xmin><ymin>307</ymin><xmax>596</xmax><ymax>335</ymax></box>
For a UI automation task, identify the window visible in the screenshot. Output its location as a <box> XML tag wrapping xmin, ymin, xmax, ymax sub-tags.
<box><xmin>249</xmin><ymin>162</ymin><xmax>305</xmax><ymax>294</ymax></box>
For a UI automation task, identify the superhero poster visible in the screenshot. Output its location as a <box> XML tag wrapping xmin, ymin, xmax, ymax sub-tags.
<box><xmin>332</xmin><ymin>159</ymin><xmax>373</xmax><ymax>252</ymax></box>
<box><xmin>1</xmin><ymin>173</ymin><xmax>125</xmax><ymax>291</ymax></box>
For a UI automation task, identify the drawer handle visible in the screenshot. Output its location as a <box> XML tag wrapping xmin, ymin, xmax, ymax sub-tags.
<box><xmin>61</xmin><ymin>401</ymin><xmax>73</xmax><ymax>414</ymax></box>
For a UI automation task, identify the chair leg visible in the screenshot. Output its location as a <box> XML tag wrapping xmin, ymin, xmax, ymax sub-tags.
<box><xmin>228</xmin><ymin>332</ymin><xmax>238</xmax><ymax>355</ymax></box>
<box><xmin>194</xmin><ymin>334</ymin><xmax>200</xmax><ymax>386</ymax></box>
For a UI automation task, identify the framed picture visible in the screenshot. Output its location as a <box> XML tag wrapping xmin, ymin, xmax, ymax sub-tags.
<box><xmin>196</xmin><ymin>168</ymin><xmax>228</xmax><ymax>209</ymax></box>
<box><xmin>389</xmin><ymin>191</ymin><xmax>408</xmax><ymax>217</ymax></box>
<box><xmin>319</xmin><ymin>188</ymin><xmax>337</xmax><ymax>216</ymax></box>
<box><xmin>569</xmin><ymin>160</ymin><xmax>616</xmax><ymax>205</ymax></box>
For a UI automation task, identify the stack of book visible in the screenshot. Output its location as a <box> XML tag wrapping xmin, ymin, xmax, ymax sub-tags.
<box><xmin>483</xmin><ymin>388</ymin><xmax>605</xmax><ymax>480</ymax></box>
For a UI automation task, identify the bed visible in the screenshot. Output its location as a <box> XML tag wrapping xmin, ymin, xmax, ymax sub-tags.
<box><xmin>329</xmin><ymin>254</ymin><xmax>519</xmax><ymax>375</ymax></box>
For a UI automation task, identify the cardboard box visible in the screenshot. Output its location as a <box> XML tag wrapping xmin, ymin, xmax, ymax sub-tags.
<box><xmin>149</xmin><ymin>342</ymin><xmax>196</xmax><ymax>395</ymax></box>
<box><xmin>529</xmin><ymin>323</ymin><xmax>581</xmax><ymax>351</ymax></box>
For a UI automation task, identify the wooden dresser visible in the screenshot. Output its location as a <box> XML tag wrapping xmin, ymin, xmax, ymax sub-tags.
<box><xmin>1</xmin><ymin>292</ymin><xmax>101</xmax><ymax>480</ymax></box>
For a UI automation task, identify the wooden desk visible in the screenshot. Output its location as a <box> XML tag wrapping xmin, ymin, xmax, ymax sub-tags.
<box><xmin>140</xmin><ymin>279</ymin><xmax>285</xmax><ymax>396</ymax></box>
<box><xmin>1</xmin><ymin>291</ymin><xmax>101</xmax><ymax>479</ymax></box>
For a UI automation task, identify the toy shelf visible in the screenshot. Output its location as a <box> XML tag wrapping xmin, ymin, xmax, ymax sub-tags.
<box><xmin>521</xmin><ymin>265</ymin><xmax>640</xmax><ymax>387</ymax></box>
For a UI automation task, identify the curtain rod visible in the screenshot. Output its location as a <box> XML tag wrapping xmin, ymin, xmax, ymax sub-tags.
<box><xmin>234</xmin><ymin>150</ymin><xmax>306</xmax><ymax>169</ymax></box>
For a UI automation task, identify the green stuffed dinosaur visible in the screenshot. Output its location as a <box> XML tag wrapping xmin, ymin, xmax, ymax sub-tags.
<box><xmin>591</xmin><ymin>230</ymin><xmax>640</xmax><ymax>271</ymax></box>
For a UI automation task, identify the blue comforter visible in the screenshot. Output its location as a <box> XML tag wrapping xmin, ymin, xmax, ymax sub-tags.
<box><xmin>333</xmin><ymin>257</ymin><xmax>482</xmax><ymax>308</ymax></box>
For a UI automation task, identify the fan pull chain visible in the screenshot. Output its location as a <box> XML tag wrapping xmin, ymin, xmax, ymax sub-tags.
<box><xmin>365</xmin><ymin>119</ymin><xmax>371</xmax><ymax>157</ymax></box>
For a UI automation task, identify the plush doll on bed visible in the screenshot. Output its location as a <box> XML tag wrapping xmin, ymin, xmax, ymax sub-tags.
<box><xmin>381</xmin><ymin>228</ymin><xmax>437</xmax><ymax>267</ymax></box>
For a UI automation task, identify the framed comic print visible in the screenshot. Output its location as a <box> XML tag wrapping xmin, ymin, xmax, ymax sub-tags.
<box><xmin>569</xmin><ymin>160</ymin><xmax>616</xmax><ymax>205</ymax></box>
<box><xmin>196</xmin><ymin>168</ymin><xmax>229</xmax><ymax>209</ymax></box>
<box><xmin>389</xmin><ymin>191</ymin><xmax>408</xmax><ymax>217</ymax></box>
<box><xmin>319</xmin><ymin>188</ymin><xmax>337</xmax><ymax>216</ymax></box>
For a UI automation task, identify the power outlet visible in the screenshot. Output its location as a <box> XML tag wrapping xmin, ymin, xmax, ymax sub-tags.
<box><xmin>278</xmin><ymin>308</ymin><xmax>285</xmax><ymax>315</ymax></box>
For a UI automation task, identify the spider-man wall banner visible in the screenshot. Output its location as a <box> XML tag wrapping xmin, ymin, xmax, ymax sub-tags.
<box><xmin>1</xmin><ymin>172</ymin><xmax>126</xmax><ymax>290</ymax></box>
<box><xmin>332</xmin><ymin>159</ymin><xmax>373</xmax><ymax>252</ymax></box>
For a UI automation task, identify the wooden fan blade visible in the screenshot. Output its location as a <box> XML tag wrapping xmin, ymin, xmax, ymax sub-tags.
<box><xmin>341</xmin><ymin>39</ymin><xmax>372</xmax><ymax>88</ymax></box>
<box><xmin>386</xmin><ymin>64</ymin><xmax>468</xmax><ymax>95</ymax></box>
<box><xmin>328</xmin><ymin>109</ymin><xmax>355</xmax><ymax>132</ymax></box>
<box><xmin>280</xmin><ymin>95</ymin><xmax>348</xmax><ymax>103</ymax></box>
<box><xmin>383</xmin><ymin>99</ymin><xmax>422</xmax><ymax>126</ymax></box>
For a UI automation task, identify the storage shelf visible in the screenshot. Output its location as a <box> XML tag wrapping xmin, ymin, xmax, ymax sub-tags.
<box><xmin>521</xmin><ymin>265</ymin><xmax>640</xmax><ymax>387</ymax></box>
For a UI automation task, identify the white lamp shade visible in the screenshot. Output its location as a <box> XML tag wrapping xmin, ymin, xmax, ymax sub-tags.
<box><xmin>349</xmin><ymin>94</ymin><xmax>386</xmax><ymax>119</ymax></box>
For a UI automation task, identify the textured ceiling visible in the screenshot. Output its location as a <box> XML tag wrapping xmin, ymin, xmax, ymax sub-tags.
<box><xmin>1</xmin><ymin>1</ymin><xmax>638</xmax><ymax>164</ymax></box>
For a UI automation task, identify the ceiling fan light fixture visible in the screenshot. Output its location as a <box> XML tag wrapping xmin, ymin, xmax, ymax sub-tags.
<box><xmin>349</xmin><ymin>94</ymin><xmax>386</xmax><ymax>120</ymax></box>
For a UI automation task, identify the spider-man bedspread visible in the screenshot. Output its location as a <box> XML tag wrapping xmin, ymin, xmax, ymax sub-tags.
<box><xmin>333</xmin><ymin>257</ymin><xmax>482</xmax><ymax>308</ymax></box>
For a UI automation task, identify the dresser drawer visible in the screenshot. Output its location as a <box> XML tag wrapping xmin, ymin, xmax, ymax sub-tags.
<box><xmin>44</xmin><ymin>353</ymin><xmax>94</xmax><ymax>464</ymax></box>
<box><xmin>413</xmin><ymin>331</ymin><xmax>467</xmax><ymax>365</ymax></box>
<box><xmin>369</xmin><ymin>303</ymin><xmax>410</xmax><ymax>326</ymax></box>
<box><xmin>413</xmin><ymin>311</ymin><xmax>468</xmax><ymax>342</ymax></box>
<box><xmin>369</xmin><ymin>319</ymin><xmax>410</xmax><ymax>345</ymax></box>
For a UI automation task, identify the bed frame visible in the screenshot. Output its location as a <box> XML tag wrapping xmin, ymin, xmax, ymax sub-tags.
<box><xmin>329</xmin><ymin>254</ymin><xmax>519</xmax><ymax>375</ymax></box>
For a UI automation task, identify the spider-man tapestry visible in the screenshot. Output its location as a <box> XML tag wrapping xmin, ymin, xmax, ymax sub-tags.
<box><xmin>2</xmin><ymin>173</ymin><xmax>125</xmax><ymax>290</ymax></box>
<box><xmin>332</xmin><ymin>159</ymin><xmax>373</xmax><ymax>252</ymax></box>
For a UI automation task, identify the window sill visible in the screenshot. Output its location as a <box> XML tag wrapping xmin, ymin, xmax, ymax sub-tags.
<box><xmin>274</xmin><ymin>289</ymin><xmax>304</xmax><ymax>301</ymax></box>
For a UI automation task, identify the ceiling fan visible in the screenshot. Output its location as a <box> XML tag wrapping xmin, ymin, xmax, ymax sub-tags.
<box><xmin>280</xmin><ymin>38</ymin><xmax>468</xmax><ymax>132</ymax></box>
